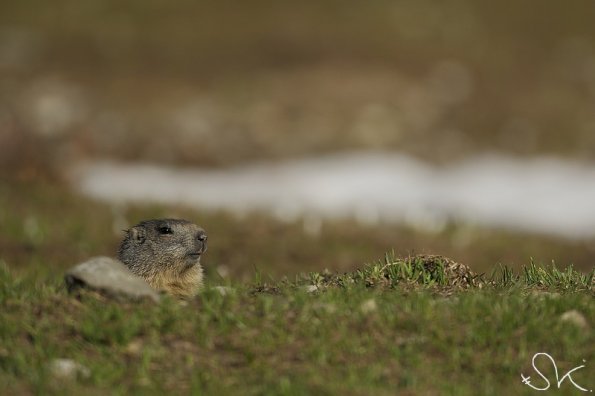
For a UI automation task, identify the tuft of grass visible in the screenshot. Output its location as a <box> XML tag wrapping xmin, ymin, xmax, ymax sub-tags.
<box><xmin>490</xmin><ymin>259</ymin><xmax>594</xmax><ymax>292</ymax></box>
<box><xmin>301</xmin><ymin>251</ymin><xmax>479</xmax><ymax>290</ymax></box>
<box><xmin>297</xmin><ymin>253</ymin><xmax>593</xmax><ymax>293</ymax></box>
<box><xmin>353</xmin><ymin>252</ymin><xmax>479</xmax><ymax>288</ymax></box>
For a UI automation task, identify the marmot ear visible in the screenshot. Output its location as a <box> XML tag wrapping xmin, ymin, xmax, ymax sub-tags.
<box><xmin>130</xmin><ymin>227</ymin><xmax>146</xmax><ymax>244</ymax></box>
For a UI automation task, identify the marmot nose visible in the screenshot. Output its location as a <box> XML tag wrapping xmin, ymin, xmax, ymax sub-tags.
<box><xmin>197</xmin><ymin>233</ymin><xmax>207</xmax><ymax>242</ymax></box>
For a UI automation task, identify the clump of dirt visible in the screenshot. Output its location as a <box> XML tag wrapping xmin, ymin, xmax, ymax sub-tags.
<box><xmin>409</xmin><ymin>254</ymin><xmax>482</xmax><ymax>288</ymax></box>
<box><xmin>296</xmin><ymin>254</ymin><xmax>484</xmax><ymax>291</ymax></box>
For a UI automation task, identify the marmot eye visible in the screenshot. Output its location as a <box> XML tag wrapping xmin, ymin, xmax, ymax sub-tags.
<box><xmin>158</xmin><ymin>226</ymin><xmax>173</xmax><ymax>235</ymax></box>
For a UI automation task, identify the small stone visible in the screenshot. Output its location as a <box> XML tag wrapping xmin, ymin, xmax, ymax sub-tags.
<box><xmin>360</xmin><ymin>298</ymin><xmax>377</xmax><ymax>314</ymax></box>
<box><xmin>65</xmin><ymin>256</ymin><xmax>160</xmax><ymax>302</ymax></box>
<box><xmin>213</xmin><ymin>286</ymin><xmax>234</xmax><ymax>296</ymax></box>
<box><xmin>49</xmin><ymin>358</ymin><xmax>90</xmax><ymax>380</ymax></box>
<box><xmin>528</xmin><ymin>291</ymin><xmax>560</xmax><ymax>300</ymax></box>
<box><xmin>302</xmin><ymin>285</ymin><xmax>319</xmax><ymax>293</ymax></box>
<box><xmin>313</xmin><ymin>302</ymin><xmax>337</xmax><ymax>314</ymax></box>
<box><xmin>560</xmin><ymin>310</ymin><xmax>589</xmax><ymax>329</ymax></box>
<box><xmin>124</xmin><ymin>340</ymin><xmax>144</xmax><ymax>356</ymax></box>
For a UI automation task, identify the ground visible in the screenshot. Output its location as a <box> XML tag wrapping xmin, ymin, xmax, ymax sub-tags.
<box><xmin>1</xmin><ymin>251</ymin><xmax>593</xmax><ymax>395</ymax></box>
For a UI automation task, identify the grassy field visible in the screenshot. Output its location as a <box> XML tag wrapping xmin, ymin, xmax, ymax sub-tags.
<box><xmin>0</xmin><ymin>253</ymin><xmax>593</xmax><ymax>395</ymax></box>
<box><xmin>1</xmin><ymin>180</ymin><xmax>594</xmax><ymax>395</ymax></box>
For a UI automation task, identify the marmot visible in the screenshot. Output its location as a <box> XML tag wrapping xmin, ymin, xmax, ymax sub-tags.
<box><xmin>118</xmin><ymin>219</ymin><xmax>207</xmax><ymax>298</ymax></box>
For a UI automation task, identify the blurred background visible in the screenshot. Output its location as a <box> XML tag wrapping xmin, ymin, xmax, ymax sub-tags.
<box><xmin>1</xmin><ymin>0</ymin><xmax>594</xmax><ymax>279</ymax></box>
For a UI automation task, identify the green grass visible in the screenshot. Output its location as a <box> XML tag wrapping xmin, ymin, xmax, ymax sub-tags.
<box><xmin>0</xmin><ymin>258</ymin><xmax>593</xmax><ymax>395</ymax></box>
<box><xmin>1</xmin><ymin>182</ymin><xmax>594</xmax><ymax>394</ymax></box>
<box><xmin>297</xmin><ymin>252</ymin><xmax>594</xmax><ymax>292</ymax></box>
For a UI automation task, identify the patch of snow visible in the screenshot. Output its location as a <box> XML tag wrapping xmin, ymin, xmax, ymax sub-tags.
<box><xmin>72</xmin><ymin>152</ymin><xmax>595</xmax><ymax>239</ymax></box>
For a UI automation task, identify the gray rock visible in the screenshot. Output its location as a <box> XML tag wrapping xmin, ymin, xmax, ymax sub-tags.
<box><xmin>559</xmin><ymin>310</ymin><xmax>589</xmax><ymax>329</ymax></box>
<box><xmin>212</xmin><ymin>286</ymin><xmax>234</xmax><ymax>296</ymax></box>
<box><xmin>359</xmin><ymin>298</ymin><xmax>377</xmax><ymax>314</ymax></box>
<box><xmin>65</xmin><ymin>256</ymin><xmax>160</xmax><ymax>302</ymax></box>
<box><xmin>48</xmin><ymin>358</ymin><xmax>90</xmax><ymax>380</ymax></box>
<box><xmin>302</xmin><ymin>284</ymin><xmax>319</xmax><ymax>293</ymax></box>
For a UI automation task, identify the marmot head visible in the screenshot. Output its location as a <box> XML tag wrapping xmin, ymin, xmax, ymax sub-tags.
<box><xmin>118</xmin><ymin>218</ymin><xmax>207</xmax><ymax>277</ymax></box>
